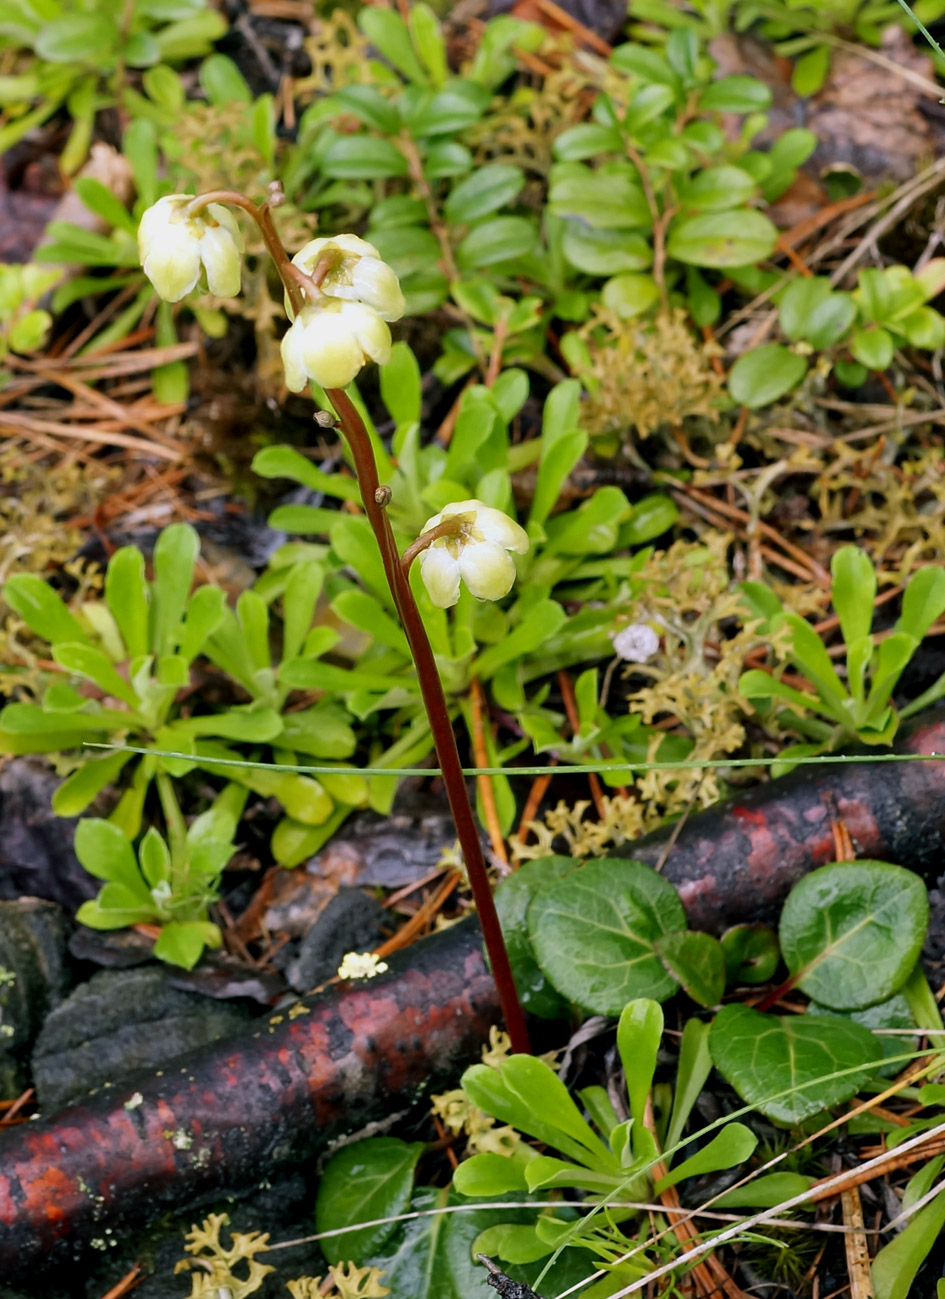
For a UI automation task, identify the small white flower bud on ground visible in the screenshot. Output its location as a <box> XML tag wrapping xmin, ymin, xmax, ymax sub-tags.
<box><xmin>281</xmin><ymin>300</ymin><xmax>392</xmax><ymax>391</ymax></box>
<box><xmin>289</xmin><ymin>234</ymin><xmax>406</xmax><ymax>321</ymax></box>
<box><xmin>138</xmin><ymin>195</ymin><xmax>242</xmax><ymax>302</ymax></box>
<box><xmin>418</xmin><ymin>500</ymin><xmax>529</xmax><ymax>609</ymax></box>
<box><xmin>611</xmin><ymin>622</ymin><xmax>660</xmax><ymax>663</ymax></box>
<box><xmin>337</xmin><ymin>951</ymin><xmax>389</xmax><ymax>980</ymax></box>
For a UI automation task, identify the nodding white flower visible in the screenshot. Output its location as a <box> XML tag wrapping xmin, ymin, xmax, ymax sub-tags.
<box><xmin>289</xmin><ymin>234</ymin><xmax>405</xmax><ymax>322</ymax></box>
<box><xmin>280</xmin><ymin>299</ymin><xmax>392</xmax><ymax>391</ymax></box>
<box><xmin>138</xmin><ymin>195</ymin><xmax>242</xmax><ymax>302</ymax></box>
<box><xmin>337</xmin><ymin>951</ymin><xmax>389</xmax><ymax>980</ymax></box>
<box><xmin>418</xmin><ymin>500</ymin><xmax>529</xmax><ymax>609</ymax></box>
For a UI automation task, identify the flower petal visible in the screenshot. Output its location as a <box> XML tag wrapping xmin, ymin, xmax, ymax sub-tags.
<box><xmin>458</xmin><ymin>541</ymin><xmax>516</xmax><ymax>601</ymax></box>
<box><xmin>348</xmin><ymin>258</ymin><xmax>406</xmax><ymax>321</ymax></box>
<box><xmin>342</xmin><ymin>301</ymin><xmax>392</xmax><ymax>367</ymax></box>
<box><xmin>143</xmin><ymin>237</ymin><xmax>201</xmax><ymax>302</ymax></box>
<box><xmin>419</xmin><ymin>545</ymin><xmax>461</xmax><ymax>608</ymax></box>
<box><xmin>473</xmin><ymin>504</ymin><xmax>529</xmax><ymax>554</ymax></box>
<box><xmin>280</xmin><ymin>317</ymin><xmax>311</xmax><ymax>392</ymax></box>
<box><xmin>199</xmin><ymin>224</ymin><xmax>242</xmax><ymax>298</ymax></box>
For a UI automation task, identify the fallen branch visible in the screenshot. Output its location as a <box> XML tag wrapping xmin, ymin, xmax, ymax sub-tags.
<box><xmin>3</xmin><ymin>712</ymin><xmax>945</xmax><ymax>1279</ymax></box>
<box><xmin>0</xmin><ymin>918</ymin><xmax>499</xmax><ymax>1281</ymax></box>
<box><xmin>634</xmin><ymin>711</ymin><xmax>945</xmax><ymax>931</ymax></box>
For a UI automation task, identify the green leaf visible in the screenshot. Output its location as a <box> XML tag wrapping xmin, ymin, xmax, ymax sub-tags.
<box><xmin>622</xmin><ymin>493</ymin><xmax>678</xmax><ymax>544</ymax></box>
<box><xmin>35</xmin><ymin>13</ymin><xmax>119</xmax><ymax>61</ymax></box>
<box><xmin>655</xmin><ymin>930</ymin><xmax>726</xmax><ymax>1007</ymax></box>
<box><xmin>728</xmin><ymin>344</ymin><xmax>807</xmax><ymax>409</ymax></box>
<box><xmin>779</xmin><ymin>277</ymin><xmax>855</xmax><ymax>348</ymax></box>
<box><xmin>315</xmin><ymin>1137</ymin><xmax>424</xmax><ymax>1264</ymax></box>
<box><xmin>139</xmin><ymin>826</ymin><xmax>171</xmax><ymax>889</ymax></box>
<box><xmin>151</xmin><ymin>523</ymin><xmax>199</xmax><ymax>659</ymax></box>
<box><xmin>528</xmin><ymin>857</ymin><xmax>686</xmax><ymax>1015</ymax></box>
<box><xmin>358</xmin><ymin>6</ymin><xmax>429</xmax><ymax>85</ymax></box>
<box><xmin>709</xmin><ymin>1004</ymin><xmax>882</xmax><ymax>1125</ymax></box>
<box><xmin>456</xmin><ymin>217</ymin><xmax>538</xmax><ymax>270</ymax></box>
<box><xmin>561</xmin><ymin>225</ymin><xmax>652</xmax><ymax>275</ymax></box>
<box><xmin>792</xmin><ymin>45</ymin><xmax>830</xmax><ymax>96</ymax></box>
<box><xmin>896</xmin><ymin>564</ymin><xmax>945</xmax><ymax>642</ymax></box>
<box><xmin>253</xmin><ymin>445</ymin><xmax>361</xmax><ymax>502</ymax></box>
<box><xmin>548</xmin><ymin>166</ymin><xmax>651</xmax><ymax>229</ymax></box>
<box><xmin>495</xmin><ymin>857</ymin><xmax>574</xmax><ymax>1019</ymax></box>
<box><xmin>698</xmin><ymin>76</ymin><xmax>771</xmax><ymax>112</ymax></box>
<box><xmin>872</xmin><ymin>1177</ymin><xmax>945</xmax><ymax>1299</ymax></box>
<box><xmin>665</xmin><ymin>1019</ymin><xmax>712</xmax><ymax>1153</ymax></box>
<box><xmin>779</xmin><ymin>860</ymin><xmax>928</xmax><ymax>1011</ymax></box>
<box><xmin>714</xmin><ymin>1171</ymin><xmax>816</xmax><ymax>1209</ymax></box>
<box><xmin>380</xmin><ymin>341</ymin><xmax>422</xmax><ymax>427</ymax></box>
<box><xmin>552</xmin><ymin>124</ymin><xmax>622</xmax><ymax>160</ymax></box>
<box><xmin>4</xmin><ymin>574</ymin><xmax>92</xmax><ymax>648</ymax></box>
<box><xmin>471</xmin><ymin>600</ymin><xmax>566</xmax><ymax>679</ymax></box>
<box><xmin>667</xmin><ymin>210</ymin><xmax>778</xmax><ymax>268</ymax></box>
<box><xmin>73</xmin><ymin>177</ymin><xmax>136</xmax><ymax>235</ymax></box>
<box><xmin>654</xmin><ymin>1123</ymin><xmax>757</xmax><ymax>1193</ymax></box>
<box><xmin>176</xmin><ymin>584</ymin><xmax>226</xmax><ymax>665</ymax></box>
<box><xmin>601</xmin><ymin>272</ymin><xmax>660</xmax><ymax>318</ymax></box>
<box><xmin>279</xmin><ymin>706</ymin><xmax>357</xmax><ymax>759</ymax></box>
<box><xmin>720</xmin><ymin>924</ymin><xmax>780</xmax><ymax>985</ymax></box>
<box><xmin>53</xmin><ymin>644</ymin><xmax>140</xmax><ymax>708</ymax></box>
<box><xmin>52</xmin><ymin>750</ymin><xmax>134</xmax><ymax>818</ymax></box>
<box><xmin>850</xmin><ymin>326</ymin><xmax>894</xmax><ymax>371</ymax></box>
<box><xmin>105</xmin><ymin>547</ymin><xmax>150</xmax><ymax>660</ymax></box>
<box><xmin>199</xmin><ymin>52</ymin><xmax>252</xmax><ymax>105</ymax></box>
<box><xmin>831</xmin><ymin>546</ymin><xmax>876</xmax><ymax>649</ymax></box>
<box><xmin>453</xmin><ymin>1154</ymin><xmax>529</xmax><ymax>1198</ymax></box>
<box><xmin>406</xmin><ymin>83</ymin><xmax>490</xmax><ymax>136</ymax></box>
<box><xmin>409</xmin><ymin>4</ymin><xmax>447</xmax><ymax>85</ymax></box>
<box><xmin>679</xmin><ymin>166</ymin><xmax>757</xmax><ymax>211</ymax></box>
<box><xmin>74</xmin><ymin>817</ymin><xmax>139</xmax><ymax>884</ymax></box>
<box><xmin>153</xmin><ymin>921</ymin><xmax>220</xmax><ymax>970</ymax></box>
<box><xmin>617</xmin><ymin>999</ymin><xmax>663</xmax><ymax>1133</ymax></box>
<box><xmin>445</xmin><ymin>164</ymin><xmax>526</xmax><ymax>224</ymax></box>
<box><xmin>322</xmin><ymin>135</ymin><xmax>409</xmax><ymax>180</ymax></box>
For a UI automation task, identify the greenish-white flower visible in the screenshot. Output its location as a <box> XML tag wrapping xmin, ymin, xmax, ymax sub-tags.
<box><xmin>280</xmin><ymin>300</ymin><xmax>392</xmax><ymax>391</ymax></box>
<box><xmin>138</xmin><ymin>195</ymin><xmax>243</xmax><ymax>302</ymax></box>
<box><xmin>418</xmin><ymin>500</ymin><xmax>529</xmax><ymax>609</ymax></box>
<box><xmin>289</xmin><ymin>234</ymin><xmax>405</xmax><ymax>321</ymax></box>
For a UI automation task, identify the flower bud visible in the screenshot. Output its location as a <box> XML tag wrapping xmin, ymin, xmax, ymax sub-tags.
<box><xmin>138</xmin><ymin>195</ymin><xmax>242</xmax><ymax>302</ymax></box>
<box><xmin>417</xmin><ymin>500</ymin><xmax>529</xmax><ymax>609</ymax></box>
<box><xmin>280</xmin><ymin>299</ymin><xmax>392</xmax><ymax>392</ymax></box>
<box><xmin>289</xmin><ymin>234</ymin><xmax>406</xmax><ymax>321</ymax></box>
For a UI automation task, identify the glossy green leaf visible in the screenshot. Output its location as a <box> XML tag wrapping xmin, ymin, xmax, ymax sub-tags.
<box><xmin>654</xmin><ymin>1122</ymin><xmax>757</xmax><ymax>1193</ymax></box>
<box><xmin>358</xmin><ymin>6</ymin><xmax>429</xmax><ymax>85</ymax></box>
<box><xmin>52</xmin><ymin>750</ymin><xmax>134</xmax><ymax>818</ymax></box>
<box><xmin>714</xmin><ymin>1171</ymin><xmax>816</xmax><ymax>1209</ymax></box>
<box><xmin>528</xmin><ymin>857</ymin><xmax>686</xmax><ymax>1015</ymax></box>
<box><xmin>679</xmin><ymin>166</ymin><xmax>757</xmax><ymax>211</ymax></box>
<box><xmin>601</xmin><ymin>272</ymin><xmax>660</xmax><ymax>318</ymax></box>
<box><xmin>36</xmin><ymin>13</ymin><xmax>119</xmax><ymax>61</ymax></box>
<box><xmin>728</xmin><ymin>344</ymin><xmax>807</xmax><ymax>409</ymax></box>
<box><xmin>332</xmin><ymin>84</ymin><xmax>400</xmax><ymax>134</ymax></box>
<box><xmin>779</xmin><ymin>860</ymin><xmax>928</xmax><ymax>1010</ymax></box>
<box><xmin>709</xmin><ymin>1004</ymin><xmax>881</xmax><ymax>1125</ymax></box>
<box><xmin>668</xmin><ymin>210</ymin><xmax>778</xmax><ymax>268</ymax></box>
<box><xmin>53</xmin><ymin>644</ymin><xmax>140</xmax><ymax>708</ymax></box>
<box><xmin>552</xmin><ymin>123</ymin><xmax>622</xmax><ymax>160</ymax></box>
<box><xmin>561</xmin><ymin>224</ymin><xmax>652</xmax><ymax>275</ymax></box>
<box><xmin>315</xmin><ymin>1137</ymin><xmax>424</xmax><ymax>1265</ymax></box>
<box><xmin>105</xmin><ymin>547</ymin><xmax>150</xmax><ymax>660</ymax></box>
<box><xmin>74</xmin><ymin>816</ymin><xmax>139</xmax><ymax>884</ymax></box>
<box><xmin>872</xmin><ymin>1176</ymin><xmax>945</xmax><ymax>1299</ymax></box>
<box><xmin>617</xmin><ymin>999</ymin><xmax>663</xmax><ymax>1132</ymax></box>
<box><xmin>322</xmin><ymin>135</ymin><xmax>409</xmax><ymax>179</ymax></box>
<box><xmin>831</xmin><ymin>546</ymin><xmax>875</xmax><ymax>649</ymax></box>
<box><xmin>655</xmin><ymin>929</ymin><xmax>726</xmax><ymax>1007</ymax></box>
<box><xmin>456</xmin><ymin>217</ymin><xmax>538</xmax><ymax>270</ymax></box>
<box><xmin>495</xmin><ymin>857</ymin><xmax>574</xmax><ymax>1019</ymax></box>
<box><xmin>850</xmin><ymin>326</ymin><xmax>894</xmax><ymax>371</ymax></box>
<box><xmin>445</xmin><ymin>164</ymin><xmax>526</xmax><ymax>224</ymax></box>
<box><xmin>153</xmin><ymin>921</ymin><xmax>220</xmax><ymax>970</ymax></box>
<box><xmin>792</xmin><ymin>45</ymin><xmax>830</xmax><ymax>97</ymax></box>
<box><xmin>548</xmin><ymin>166</ymin><xmax>651</xmax><ymax>229</ymax></box>
<box><xmin>897</xmin><ymin>564</ymin><xmax>945</xmax><ymax>642</ymax></box>
<box><xmin>720</xmin><ymin>924</ymin><xmax>780</xmax><ymax>985</ymax></box>
<box><xmin>699</xmin><ymin>76</ymin><xmax>771</xmax><ymax>113</ymax></box>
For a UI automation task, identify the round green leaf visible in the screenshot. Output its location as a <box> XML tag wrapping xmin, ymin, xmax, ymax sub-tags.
<box><xmin>779</xmin><ymin>860</ymin><xmax>929</xmax><ymax>1010</ymax></box>
<box><xmin>667</xmin><ymin>209</ymin><xmax>778</xmax><ymax>268</ymax></box>
<box><xmin>528</xmin><ymin>857</ymin><xmax>686</xmax><ymax>1015</ymax></box>
<box><xmin>698</xmin><ymin>76</ymin><xmax>772</xmax><ymax>113</ymax></box>
<box><xmin>655</xmin><ymin>930</ymin><xmax>726</xmax><ymax>1007</ymax></box>
<box><xmin>315</xmin><ymin>1137</ymin><xmax>423</xmax><ymax>1265</ymax></box>
<box><xmin>709</xmin><ymin>1004</ymin><xmax>880</xmax><ymax>1125</ymax></box>
<box><xmin>720</xmin><ymin>924</ymin><xmax>780</xmax><ymax>985</ymax></box>
<box><xmin>849</xmin><ymin>326</ymin><xmax>893</xmax><ymax>371</ymax></box>
<box><xmin>601</xmin><ymin>272</ymin><xmax>660</xmax><ymax>318</ymax></box>
<box><xmin>728</xmin><ymin>344</ymin><xmax>807</xmax><ymax>408</ymax></box>
<box><xmin>495</xmin><ymin>856</ymin><xmax>575</xmax><ymax>1019</ymax></box>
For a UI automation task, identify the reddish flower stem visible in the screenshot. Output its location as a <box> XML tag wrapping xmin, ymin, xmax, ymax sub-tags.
<box><xmin>326</xmin><ymin>386</ymin><xmax>530</xmax><ymax>1054</ymax></box>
